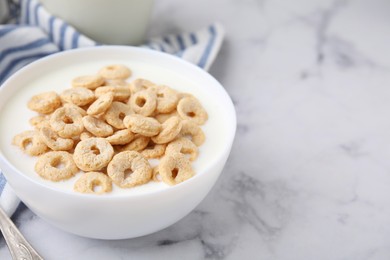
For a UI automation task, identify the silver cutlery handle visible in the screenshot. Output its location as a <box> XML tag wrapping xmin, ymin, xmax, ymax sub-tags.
<box><xmin>0</xmin><ymin>206</ymin><xmax>43</xmax><ymax>260</ymax></box>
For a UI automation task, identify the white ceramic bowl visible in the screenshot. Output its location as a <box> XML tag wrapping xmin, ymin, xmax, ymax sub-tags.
<box><xmin>0</xmin><ymin>46</ymin><xmax>236</xmax><ymax>239</ymax></box>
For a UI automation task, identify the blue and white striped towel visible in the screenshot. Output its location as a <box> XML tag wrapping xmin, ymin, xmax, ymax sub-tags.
<box><xmin>0</xmin><ymin>0</ymin><xmax>225</xmax><ymax>216</ymax></box>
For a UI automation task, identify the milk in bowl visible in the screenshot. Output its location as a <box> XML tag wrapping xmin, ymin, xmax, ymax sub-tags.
<box><xmin>0</xmin><ymin>59</ymin><xmax>228</xmax><ymax>196</ymax></box>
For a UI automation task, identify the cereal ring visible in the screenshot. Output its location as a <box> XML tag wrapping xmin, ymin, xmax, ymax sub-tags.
<box><xmin>159</xmin><ymin>153</ymin><xmax>194</xmax><ymax>185</ymax></box>
<box><xmin>99</xmin><ymin>64</ymin><xmax>132</xmax><ymax>80</ymax></box>
<box><xmin>177</xmin><ymin>92</ymin><xmax>195</xmax><ymax>100</ymax></box>
<box><xmin>73</xmin><ymin>138</ymin><xmax>114</xmax><ymax>171</ymax></box>
<box><xmin>129</xmin><ymin>89</ymin><xmax>157</xmax><ymax>116</ymax></box>
<box><xmin>141</xmin><ymin>140</ymin><xmax>166</xmax><ymax>159</ymax></box>
<box><xmin>82</xmin><ymin>115</ymin><xmax>114</xmax><ymax>137</ymax></box>
<box><xmin>177</xmin><ymin>97</ymin><xmax>208</xmax><ymax>125</ymax></box>
<box><xmin>104</xmin><ymin>101</ymin><xmax>133</xmax><ymax>129</ymax></box>
<box><xmin>29</xmin><ymin>115</ymin><xmax>46</xmax><ymax>126</ymax></box>
<box><xmin>180</xmin><ymin>120</ymin><xmax>205</xmax><ymax>146</ymax></box>
<box><xmin>80</xmin><ymin>131</ymin><xmax>93</xmax><ymax>141</ymax></box>
<box><xmin>50</xmin><ymin>106</ymin><xmax>84</xmax><ymax>138</ymax></box>
<box><xmin>104</xmin><ymin>79</ymin><xmax>130</xmax><ymax>87</ymax></box>
<box><xmin>39</xmin><ymin>126</ymin><xmax>74</xmax><ymax>151</ymax></box>
<box><xmin>29</xmin><ymin>115</ymin><xmax>50</xmax><ymax>130</ymax></box>
<box><xmin>155</xmin><ymin>85</ymin><xmax>179</xmax><ymax>113</ymax></box>
<box><xmin>118</xmin><ymin>135</ymin><xmax>149</xmax><ymax>152</ymax></box>
<box><xmin>123</xmin><ymin>114</ymin><xmax>161</xmax><ymax>137</ymax></box>
<box><xmin>35</xmin><ymin>151</ymin><xmax>78</xmax><ymax>181</ymax></box>
<box><xmin>63</xmin><ymin>103</ymin><xmax>87</xmax><ymax>116</ymax></box>
<box><xmin>152</xmin><ymin>166</ymin><xmax>162</xmax><ymax>182</ymax></box>
<box><xmin>165</xmin><ymin>137</ymin><xmax>198</xmax><ymax>161</ymax></box>
<box><xmin>129</xmin><ymin>78</ymin><xmax>156</xmax><ymax>94</ymax></box>
<box><xmin>27</xmin><ymin>91</ymin><xmax>61</xmax><ymax>114</ymax></box>
<box><xmin>151</xmin><ymin>116</ymin><xmax>182</xmax><ymax>144</ymax></box>
<box><xmin>12</xmin><ymin>130</ymin><xmax>48</xmax><ymax>156</ymax></box>
<box><xmin>87</xmin><ymin>92</ymin><xmax>114</xmax><ymax>115</ymax></box>
<box><xmin>95</xmin><ymin>86</ymin><xmax>131</xmax><ymax>102</ymax></box>
<box><xmin>155</xmin><ymin>110</ymin><xmax>179</xmax><ymax>123</ymax></box>
<box><xmin>72</xmin><ymin>75</ymin><xmax>104</xmax><ymax>89</ymax></box>
<box><xmin>61</xmin><ymin>87</ymin><xmax>95</xmax><ymax>106</ymax></box>
<box><xmin>74</xmin><ymin>172</ymin><xmax>112</xmax><ymax>194</ymax></box>
<box><xmin>106</xmin><ymin>129</ymin><xmax>135</xmax><ymax>145</ymax></box>
<box><xmin>107</xmin><ymin>151</ymin><xmax>152</xmax><ymax>188</ymax></box>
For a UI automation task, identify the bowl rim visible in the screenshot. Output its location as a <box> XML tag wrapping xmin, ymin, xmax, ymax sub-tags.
<box><xmin>0</xmin><ymin>45</ymin><xmax>237</xmax><ymax>200</ymax></box>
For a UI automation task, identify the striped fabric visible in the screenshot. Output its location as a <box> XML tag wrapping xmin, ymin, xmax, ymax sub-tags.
<box><xmin>0</xmin><ymin>0</ymin><xmax>225</xmax><ymax>216</ymax></box>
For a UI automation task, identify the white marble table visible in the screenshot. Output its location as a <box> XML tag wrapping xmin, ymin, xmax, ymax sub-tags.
<box><xmin>2</xmin><ymin>0</ymin><xmax>390</xmax><ymax>259</ymax></box>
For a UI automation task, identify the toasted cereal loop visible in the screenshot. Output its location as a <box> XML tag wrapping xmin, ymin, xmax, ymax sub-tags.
<box><xmin>159</xmin><ymin>153</ymin><xmax>194</xmax><ymax>185</ymax></box>
<box><xmin>80</xmin><ymin>131</ymin><xmax>93</xmax><ymax>141</ymax></box>
<box><xmin>95</xmin><ymin>86</ymin><xmax>130</xmax><ymax>102</ymax></box>
<box><xmin>118</xmin><ymin>135</ymin><xmax>149</xmax><ymax>152</ymax></box>
<box><xmin>106</xmin><ymin>129</ymin><xmax>135</xmax><ymax>145</ymax></box>
<box><xmin>61</xmin><ymin>87</ymin><xmax>95</xmax><ymax>106</ymax></box>
<box><xmin>180</xmin><ymin>120</ymin><xmax>205</xmax><ymax>146</ymax></box>
<box><xmin>165</xmin><ymin>137</ymin><xmax>198</xmax><ymax>161</ymax></box>
<box><xmin>129</xmin><ymin>89</ymin><xmax>157</xmax><ymax>116</ymax></box>
<box><xmin>35</xmin><ymin>151</ymin><xmax>78</xmax><ymax>181</ymax></box>
<box><xmin>104</xmin><ymin>101</ymin><xmax>133</xmax><ymax>129</ymax></box>
<box><xmin>99</xmin><ymin>64</ymin><xmax>131</xmax><ymax>80</ymax></box>
<box><xmin>104</xmin><ymin>79</ymin><xmax>130</xmax><ymax>87</ymax></box>
<box><xmin>87</xmin><ymin>92</ymin><xmax>114</xmax><ymax>115</ymax></box>
<box><xmin>82</xmin><ymin>115</ymin><xmax>114</xmax><ymax>137</ymax></box>
<box><xmin>155</xmin><ymin>85</ymin><xmax>179</xmax><ymax>113</ymax></box>
<box><xmin>141</xmin><ymin>140</ymin><xmax>166</xmax><ymax>159</ymax></box>
<box><xmin>72</xmin><ymin>75</ymin><xmax>104</xmax><ymax>89</ymax></box>
<box><xmin>129</xmin><ymin>78</ymin><xmax>156</xmax><ymax>94</ymax></box>
<box><xmin>155</xmin><ymin>110</ymin><xmax>179</xmax><ymax>123</ymax></box>
<box><xmin>29</xmin><ymin>115</ymin><xmax>50</xmax><ymax>129</ymax></box>
<box><xmin>50</xmin><ymin>106</ymin><xmax>84</xmax><ymax>138</ymax></box>
<box><xmin>63</xmin><ymin>103</ymin><xmax>87</xmax><ymax>116</ymax></box>
<box><xmin>152</xmin><ymin>166</ymin><xmax>162</xmax><ymax>182</ymax></box>
<box><xmin>151</xmin><ymin>116</ymin><xmax>182</xmax><ymax>144</ymax></box>
<box><xmin>177</xmin><ymin>97</ymin><xmax>208</xmax><ymax>125</ymax></box>
<box><xmin>27</xmin><ymin>91</ymin><xmax>61</xmax><ymax>114</ymax></box>
<box><xmin>74</xmin><ymin>171</ymin><xmax>112</xmax><ymax>194</ymax></box>
<box><xmin>107</xmin><ymin>151</ymin><xmax>152</xmax><ymax>188</ymax></box>
<box><xmin>123</xmin><ymin>114</ymin><xmax>161</xmax><ymax>137</ymax></box>
<box><xmin>177</xmin><ymin>92</ymin><xmax>195</xmax><ymax>100</ymax></box>
<box><xmin>29</xmin><ymin>115</ymin><xmax>46</xmax><ymax>126</ymax></box>
<box><xmin>12</xmin><ymin>130</ymin><xmax>48</xmax><ymax>156</ymax></box>
<box><xmin>73</xmin><ymin>138</ymin><xmax>114</xmax><ymax>171</ymax></box>
<box><xmin>39</xmin><ymin>126</ymin><xmax>74</xmax><ymax>151</ymax></box>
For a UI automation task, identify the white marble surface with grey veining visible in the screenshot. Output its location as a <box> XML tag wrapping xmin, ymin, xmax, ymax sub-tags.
<box><xmin>2</xmin><ymin>0</ymin><xmax>390</xmax><ymax>259</ymax></box>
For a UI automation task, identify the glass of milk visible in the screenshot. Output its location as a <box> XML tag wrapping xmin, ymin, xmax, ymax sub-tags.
<box><xmin>39</xmin><ymin>0</ymin><xmax>154</xmax><ymax>45</ymax></box>
<box><xmin>0</xmin><ymin>0</ymin><xmax>9</xmax><ymax>23</ymax></box>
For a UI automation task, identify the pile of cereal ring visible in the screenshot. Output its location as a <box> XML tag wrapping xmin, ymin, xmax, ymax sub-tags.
<box><xmin>12</xmin><ymin>64</ymin><xmax>208</xmax><ymax>194</ymax></box>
